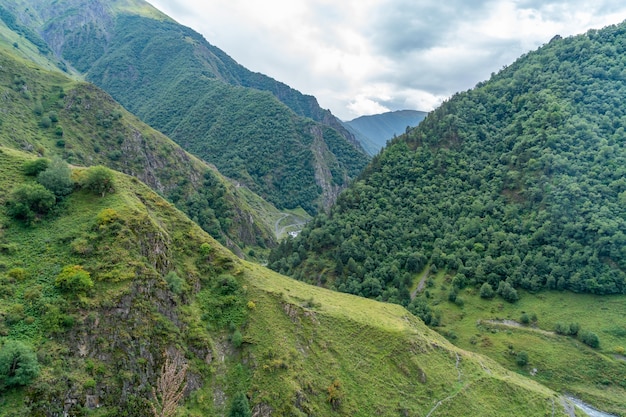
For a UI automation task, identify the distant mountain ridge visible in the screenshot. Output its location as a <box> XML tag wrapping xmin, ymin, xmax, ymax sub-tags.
<box><xmin>1</xmin><ymin>0</ymin><xmax>369</xmax><ymax>214</ymax></box>
<box><xmin>343</xmin><ymin>110</ymin><xmax>427</xmax><ymax>155</ymax></box>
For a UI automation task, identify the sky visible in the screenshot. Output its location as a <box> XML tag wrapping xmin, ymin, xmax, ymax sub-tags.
<box><xmin>147</xmin><ymin>1</ymin><xmax>626</xmax><ymax>120</ymax></box>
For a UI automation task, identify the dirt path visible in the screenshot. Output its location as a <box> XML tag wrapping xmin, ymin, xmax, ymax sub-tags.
<box><xmin>273</xmin><ymin>213</ymin><xmax>308</xmax><ymax>239</ymax></box>
<box><xmin>410</xmin><ymin>269</ymin><xmax>429</xmax><ymax>300</ymax></box>
<box><xmin>481</xmin><ymin>319</ymin><xmax>555</xmax><ymax>336</ymax></box>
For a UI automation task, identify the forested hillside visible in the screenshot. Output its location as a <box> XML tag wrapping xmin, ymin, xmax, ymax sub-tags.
<box><xmin>1</xmin><ymin>0</ymin><xmax>369</xmax><ymax>213</ymax></box>
<box><xmin>0</xmin><ymin>46</ymin><xmax>276</xmax><ymax>254</ymax></box>
<box><xmin>271</xmin><ymin>23</ymin><xmax>626</xmax><ymax>301</ymax></box>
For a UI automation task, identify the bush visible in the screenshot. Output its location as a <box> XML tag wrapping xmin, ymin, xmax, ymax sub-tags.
<box><xmin>165</xmin><ymin>271</ymin><xmax>184</xmax><ymax>295</ymax></box>
<box><xmin>0</xmin><ymin>340</ymin><xmax>40</xmax><ymax>390</ymax></box>
<box><xmin>479</xmin><ymin>282</ymin><xmax>495</xmax><ymax>299</ymax></box>
<box><xmin>37</xmin><ymin>157</ymin><xmax>74</xmax><ymax>197</ymax></box>
<box><xmin>23</xmin><ymin>158</ymin><xmax>50</xmax><ymax>176</ymax></box>
<box><xmin>54</xmin><ymin>265</ymin><xmax>93</xmax><ymax>296</ymax></box>
<box><xmin>516</xmin><ymin>351</ymin><xmax>529</xmax><ymax>366</ymax></box>
<box><xmin>6</xmin><ymin>183</ymin><xmax>56</xmax><ymax>223</ymax></box>
<box><xmin>520</xmin><ymin>313</ymin><xmax>530</xmax><ymax>325</ymax></box>
<box><xmin>80</xmin><ymin>166</ymin><xmax>115</xmax><ymax>197</ymax></box>
<box><xmin>231</xmin><ymin>329</ymin><xmax>243</xmax><ymax>348</ymax></box>
<box><xmin>497</xmin><ymin>281</ymin><xmax>519</xmax><ymax>303</ymax></box>
<box><xmin>580</xmin><ymin>331</ymin><xmax>600</xmax><ymax>348</ymax></box>
<box><xmin>229</xmin><ymin>392</ymin><xmax>251</xmax><ymax>417</ymax></box>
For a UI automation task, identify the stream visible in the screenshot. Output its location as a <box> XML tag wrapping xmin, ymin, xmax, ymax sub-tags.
<box><xmin>566</xmin><ymin>396</ymin><xmax>619</xmax><ymax>417</ymax></box>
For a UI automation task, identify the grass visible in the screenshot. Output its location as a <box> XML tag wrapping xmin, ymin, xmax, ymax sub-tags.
<box><xmin>0</xmin><ymin>147</ymin><xmax>576</xmax><ymax>416</ymax></box>
<box><xmin>420</xmin><ymin>272</ymin><xmax>626</xmax><ymax>415</ymax></box>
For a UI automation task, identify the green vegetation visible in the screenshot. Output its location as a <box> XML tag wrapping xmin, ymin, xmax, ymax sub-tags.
<box><xmin>272</xmin><ymin>22</ymin><xmax>626</xmax><ymax>300</ymax></box>
<box><xmin>50</xmin><ymin>12</ymin><xmax>368</xmax><ymax>213</ymax></box>
<box><xmin>0</xmin><ymin>44</ymin><xmax>275</xmax><ymax>253</ymax></box>
<box><xmin>270</xmin><ymin>21</ymin><xmax>626</xmax><ymax>415</ymax></box>
<box><xmin>0</xmin><ymin>340</ymin><xmax>40</xmax><ymax>390</ymax></box>
<box><xmin>0</xmin><ymin>147</ymin><xmax>568</xmax><ymax>416</ymax></box>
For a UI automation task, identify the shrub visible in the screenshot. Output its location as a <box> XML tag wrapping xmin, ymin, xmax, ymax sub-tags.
<box><xmin>80</xmin><ymin>166</ymin><xmax>115</xmax><ymax>197</ymax></box>
<box><xmin>23</xmin><ymin>158</ymin><xmax>50</xmax><ymax>176</ymax></box>
<box><xmin>6</xmin><ymin>183</ymin><xmax>56</xmax><ymax>223</ymax></box>
<box><xmin>479</xmin><ymin>282</ymin><xmax>495</xmax><ymax>299</ymax></box>
<box><xmin>37</xmin><ymin>157</ymin><xmax>74</xmax><ymax>197</ymax></box>
<box><xmin>568</xmin><ymin>322</ymin><xmax>580</xmax><ymax>336</ymax></box>
<box><xmin>54</xmin><ymin>265</ymin><xmax>93</xmax><ymax>296</ymax></box>
<box><xmin>516</xmin><ymin>351</ymin><xmax>529</xmax><ymax>366</ymax></box>
<box><xmin>555</xmin><ymin>322</ymin><xmax>569</xmax><ymax>335</ymax></box>
<box><xmin>96</xmin><ymin>208</ymin><xmax>119</xmax><ymax>226</ymax></box>
<box><xmin>7</xmin><ymin>267</ymin><xmax>28</xmax><ymax>281</ymax></box>
<box><xmin>520</xmin><ymin>313</ymin><xmax>530</xmax><ymax>325</ymax></box>
<box><xmin>497</xmin><ymin>281</ymin><xmax>519</xmax><ymax>303</ymax></box>
<box><xmin>231</xmin><ymin>329</ymin><xmax>243</xmax><ymax>348</ymax></box>
<box><xmin>199</xmin><ymin>242</ymin><xmax>212</xmax><ymax>256</ymax></box>
<box><xmin>229</xmin><ymin>392</ymin><xmax>251</xmax><ymax>417</ymax></box>
<box><xmin>580</xmin><ymin>331</ymin><xmax>600</xmax><ymax>348</ymax></box>
<box><xmin>165</xmin><ymin>271</ymin><xmax>184</xmax><ymax>295</ymax></box>
<box><xmin>0</xmin><ymin>340</ymin><xmax>40</xmax><ymax>390</ymax></box>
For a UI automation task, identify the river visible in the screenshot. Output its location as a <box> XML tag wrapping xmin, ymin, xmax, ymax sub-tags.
<box><xmin>566</xmin><ymin>396</ymin><xmax>619</xmax><ymax>417</ymax></box>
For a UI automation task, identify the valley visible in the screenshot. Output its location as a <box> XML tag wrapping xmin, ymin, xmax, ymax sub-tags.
<box><xmin>0</xmin><ymin>0</ymin><xmax>624</xmax><ymax>416</ymax></box>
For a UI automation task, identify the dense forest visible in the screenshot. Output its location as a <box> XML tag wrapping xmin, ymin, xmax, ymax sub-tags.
<box><xmin>270</xmin><ymin>23</ymin><xmax>626</xmax><ymax>305</ymax></box>
<box><xmin>31</xmin><ymin>7</ymin><xmax>370</xmax><ymax>213</ymax></box>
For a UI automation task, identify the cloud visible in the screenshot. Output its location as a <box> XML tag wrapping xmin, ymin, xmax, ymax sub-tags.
<box><xmin>147</xmin><ymin>0</ymin><xmax>626</xmax><ymax>119</ymax></box>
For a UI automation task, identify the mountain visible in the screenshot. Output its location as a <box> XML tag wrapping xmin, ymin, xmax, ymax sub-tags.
<box><xmin>0</xmin><ymin>145</ymin><xmax>573</xmax><ymax>416</ymax></box>
<box><xmin>0</xmin><ymin>0</ymin><xmax>369</xmax><ymax>214</ymax></box>
<box><xmin>269</xmin><ymin>22</ymin><xmax>626</xmax><ymax>413</ymax></box>
<box><xmin>344</xmin><ymin>110</ymin><xmax>428</xmax><ymax>155</ymax></box>
<box><xmin>0</xmin><ymin>44</ymin><xmax>277</xmax><ymax>256</ymax></box>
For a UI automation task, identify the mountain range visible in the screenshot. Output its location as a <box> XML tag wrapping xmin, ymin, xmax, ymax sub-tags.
<box><xmin>0</xmin><ymin>0</ymin><xmax>624</xmax><ymax>416</ymax></box>
<box><xmin>343</xmin><ymin>110</ymin><xmax>428</xmax><ymax>155</ymax></box>
<box><xmin>7</xmin><ymin>0</ymin><xmax>369</xmax><ymax>214</ymax></box>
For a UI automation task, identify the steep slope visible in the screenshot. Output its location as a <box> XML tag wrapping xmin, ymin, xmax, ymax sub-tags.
<box><xmin>0</xmin><ymin>44</ymin><xmax>276</xmax><ymax>255</ymax></box>
<box><xmin>0</xmin><ymin>146</ymin><xmax>570</xmax><ymax>416</ymax></box>
<box><xmin>1</xmin><ymin>0</ymin><xmax>369</xmax><ymax>214</ymax></box>
<box><xmin>270</xmin><ymin>23</ymin><xmax>626</xmax><ymax>413</ymax></box>
<box><xmin>344</xmin><ymin>110</ymin><xmax>428</xmax><ymax>155</ymax></box>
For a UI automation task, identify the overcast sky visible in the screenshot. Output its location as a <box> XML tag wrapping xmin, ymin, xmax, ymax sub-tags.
<box><xmin>147</xmin><ymin>1</ymin><xmax>626</xmax><ymax>120</ymax></box>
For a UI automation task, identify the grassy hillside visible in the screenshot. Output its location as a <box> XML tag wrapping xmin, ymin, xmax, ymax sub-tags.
<box><xmin>0</xmin><ymin>147</ymin><xmax>571</xmax><ymax>416</ymax></box>
<box><xmin>270</xmin><ymin>22</ymin><xmax>626</xmax><ymax>414</ymax></box>
<box><xmin>0</xmin><ymin>44</ymin><xmax>280</xmax><ymax>256</ymax></box>
<box><xmin>2</xmin><ymin>0</ymin><xmax>370</xmax><ymax>214</ymax></box>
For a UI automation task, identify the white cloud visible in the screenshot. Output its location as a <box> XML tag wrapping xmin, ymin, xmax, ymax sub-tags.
<box><xmin>147</xmin><ymin>0</ymin><xmax>626</xmax><ymax>119</ymax></box>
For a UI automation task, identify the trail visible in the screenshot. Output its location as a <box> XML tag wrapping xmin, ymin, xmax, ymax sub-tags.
<box><xmin>481</xmin><ymin>319</ymin><xmax>555</xmax><ymax>336</ymax></box>
<box><xmin>410</xmin><ymin>268</ymin><xmax>429</xmax><ymax>300</ymax></box>
<box><xmin>273</xmin><ymin>213</ymin><xmax>308</xmax><ymax>239</ymax></box>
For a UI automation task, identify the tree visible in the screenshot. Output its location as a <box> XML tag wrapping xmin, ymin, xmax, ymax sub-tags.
<box><xmin>479</xmin><ymin>282</ymin><xmax>495</xmax><ymax>299</ymax></box>
<box><xmin>6</xmin><ymin>183</ymin><xmax>56</xmax><ymax>224</ymax></box>
<box><xmin>37</xmin><ymin>157</ymin><xmax>74</xmax><ymax>197</ymax></box>
<box><xmin>229</xmin><ymin>392</ymin><xmax>251</xmax><ymax>417</ymax></box>
<box><xmin>23</xmin><ymin>158</ymin><xmax>49</xmax><ymax>176</ymax></box>
<box><xmin>150</xmin><ymin>350</ymin><xmax>188</xmax><ymax>417</ymax></box>
<box><xmin>80</xmin><ymin>166</ymin><xmax>115</xmax><ymax>197</ymax></box>
<box><xmin>497</xmin><ymin>281</ymin><xmax>519</xmax><ymax>303</ymax></box>
<box><xmin>0</xmin><ymin>340</ymin><xmax>40</xmax><ymax>391</ymax></box>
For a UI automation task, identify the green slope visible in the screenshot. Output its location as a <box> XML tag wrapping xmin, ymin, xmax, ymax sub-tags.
<box><xmin>0</xmin><ymin>44</ymin><xmax>277</xmax><ymax>256</ymax></box>
<box><xmin>0</xmin><ymin>146</ymin><xmax>571</xmax><ymax>416</ymax></box>
<box><xmin>2</xmin><ymin>0</ymin><xmax>370</xmax><ymax>214</ymax></box>
<box><xmin>270</xmin><ymin>22</ymin><xmax>626</xmax><ymax>414</ymax></box>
